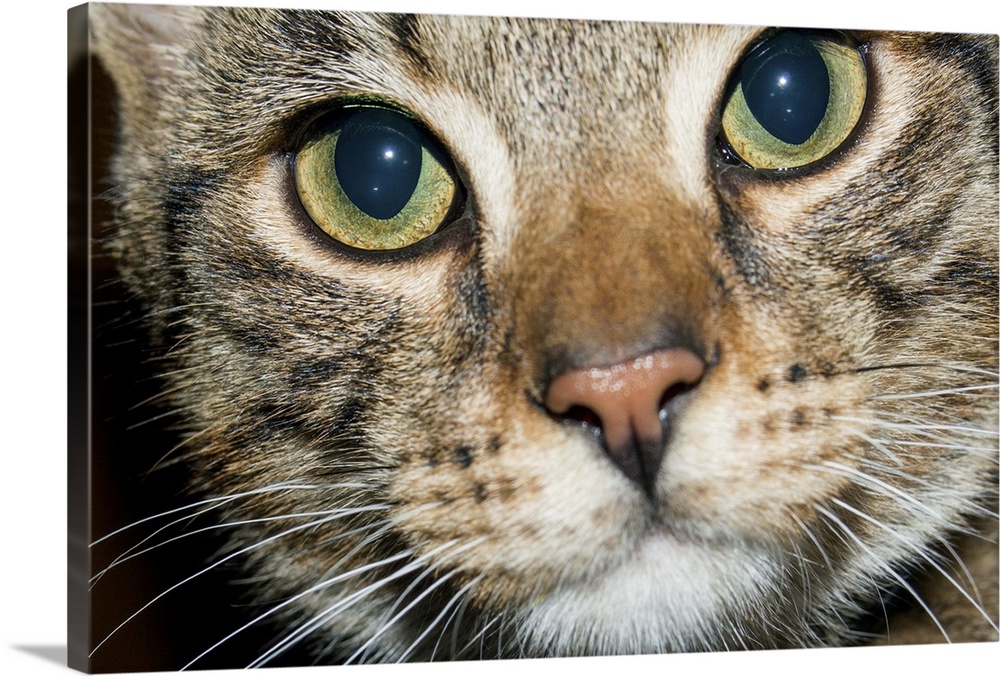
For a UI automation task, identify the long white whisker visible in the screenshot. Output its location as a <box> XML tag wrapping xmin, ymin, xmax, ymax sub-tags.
<box><xmin>89</xmin><ymin>508</ymin><xmax>361</xmax><ymax>658</ymax></box>
<box><xmin>842</xmin><ymin>456</ymin><xmax>998</xmax><ymax>522</ymax></box>
<box><xmin>789</xmin><ymin>511</ymin><xmax>833</xmax><ymax>571</ymax></box>
<box><xmin>830</xmin><ymin>497</ymin><xmax>999</xmax><ymax>633</ymax></box>
<box><xmin>812</xmin><ymin>461</ymin><xmax>948</xmax><ymax>522</ymax></box>
<box><xmin>938</xmin><ymin>536</ymin><xmax>987</xmax><ymax>609</ymax></box>
<box><xmin>91</xmin><ymin>505</ymin><xmax>388</xmax><ymax>586</ymax></box>
<box><xmin>90</xmin><ymin>482</ymin><xmax>364</xmax><ymax>546</ymax></box>
<box><xmin>248</xmin><ymin>538</ymin><xmax>462</xmax><ymax>668</ymax></box>
<box><xmin>814</xmin><ymin>504</ymin><xmax>950</xmax><ymax>642</ymax></box>
<box><xmin>432</xmin><ymin>580</ymin><xmax>476</xmax><ymax>660</ymax></box>
<box><xmin>873</xmin><ymin>383</ymin><xmax>999</xmax><ymax>400</ymax></box>
<box><xmin>832</xmin><ymin>415</ymin><xmax>999</xmax><ymax>437</ymax></box>
<box><xmin>352</xmin><ymin>570</ymin><xmax>460</xmax><ymax>664</ymax></box>
<box><xmin>454</xmin><ymin>590</ymin><xmax>481</xmax><ymax>658</ymax></box>
<box><xmin>182</xmin><ymin>546</ymin><xmax>414</xmax><ymax>670</ymax></box>
<box><xmin>399</xmin><ymin>575</ymin><xmax>483</xmax><ymax>662</ymax></box>
<box><xmin>846</xmin><ymin>429</ymin><xmax>908</xmax><ymax>466</ymax></box>
<box><xmin>455</xmin><ymin>609</ymin><xmax>504</xmax><ymax>660</ymax></box>
<box><xmin>880</xmin><ymin>439</ymin><xmax>1000</xmax><ymax>452</ymax></box>
<box><xmin>345</xmin><ymin>537</ymin><xmax>487</xmax><ymax>664</ymax></box>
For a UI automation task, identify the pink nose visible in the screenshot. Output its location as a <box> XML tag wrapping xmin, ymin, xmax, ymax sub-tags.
<box><xmin>544</xmin><ymin>348</ymin><xmax>705</xmax><ymax>492</ymax></box>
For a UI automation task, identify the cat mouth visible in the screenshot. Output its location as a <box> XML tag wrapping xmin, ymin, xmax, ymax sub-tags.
<box><xmin>638</xmin><ymin>518</ymin><xmax>690</xmax><ymax>543</ymax></box>
<box><xmin>619</xmin><ymin>516</ymin><xmax>705</xmax><ymax>569</ymax></box>
<box><xmin>513</xmin><ymin>512</ymin><xmax>772</xmax><ymax>656</ymax></box>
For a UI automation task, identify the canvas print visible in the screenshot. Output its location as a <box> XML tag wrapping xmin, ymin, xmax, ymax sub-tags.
<box><xmin>68</xmin><ymin>2</ymin><xmax>999</xmax><ymax>672</ymax></box>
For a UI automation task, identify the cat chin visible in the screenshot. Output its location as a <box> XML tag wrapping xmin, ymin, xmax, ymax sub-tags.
<box><xmin>512</xmin><ymin>528</ymin><xmax>784</xmax><ymax>655</ymax></box>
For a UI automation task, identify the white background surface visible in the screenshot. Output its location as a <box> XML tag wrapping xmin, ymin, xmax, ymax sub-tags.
<box><xmin>3</xmin><ymin>0</ymin><xmax>997</xmax><ymax>674</ymax></box>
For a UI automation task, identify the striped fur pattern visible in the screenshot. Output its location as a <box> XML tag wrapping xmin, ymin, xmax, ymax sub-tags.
<box><xmin>90</xmin><ymin>3</ymin><xmax>998</xmax><ymax>666</ymax></box>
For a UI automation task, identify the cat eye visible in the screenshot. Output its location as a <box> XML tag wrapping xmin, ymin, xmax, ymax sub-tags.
<box><xmin>295</xmin><ymin>106</ymin><xmax>459</xmax><ymax>250</ymax></box>
<box><xmin>719</xmin><ymin>30</ymin><xmax>867</xmax><ymax>170</ymax></box>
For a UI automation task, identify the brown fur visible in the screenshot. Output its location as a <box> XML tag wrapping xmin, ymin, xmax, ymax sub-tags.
<box><xmin>89</xmin><ymin>3</ymin><xmax>998</xmax><ymax>667</ymax></box>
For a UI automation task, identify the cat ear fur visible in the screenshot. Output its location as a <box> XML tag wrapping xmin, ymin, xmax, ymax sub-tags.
<box><xmin>89</xmin><ymin>4</ymin><xmax>202</xmax><ymax>131</ymax></box>
<box><xmin>90</xmin><ymin>2</ymin><xmax>199</xmax><ymax>54</ymax></box>
<box><xmin>89</xmin><ymin>3</ymin><xmax>200</xmax><ymax>91</ymax></box>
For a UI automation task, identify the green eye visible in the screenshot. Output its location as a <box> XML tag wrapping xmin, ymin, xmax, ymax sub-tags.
<box><xmin>720</xmin><ymin>30</ymin><xmax>867</xmax><ymax>170</ymax></box>
<box><xmin>295</xmin><ymin>106</ymin><xmax>459</xmax><ymax>251</ymax></box>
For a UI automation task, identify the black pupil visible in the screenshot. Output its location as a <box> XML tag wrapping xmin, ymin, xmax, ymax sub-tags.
<box><xmin>334</xmin><ymin>108</ymin><xmax>422</xmax><ymax>220</ymax></box>
<box><xmin>740</xmin><ymin>31</ymin><xmax>830</xmax><ymax>145</ymax></box>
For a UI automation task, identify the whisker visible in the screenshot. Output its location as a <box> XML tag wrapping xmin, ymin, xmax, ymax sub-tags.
<box><xmin>812</xmin><ymin>461</ymin><xmax>948</xmax><ymax>522</ymax></box>
<box><xmin>249</xmin><ymin>538</ymin><xmax>463</xmax><ymax>667</ymax></box>
<box><xmin>182</xmin><ymin>545</ymin><xmax>414</xmax><ymax>670</ymax></box>
<box><xmin>789</xmin><ymin>511</ymin><xmax>834</xmax><ymax>571</ymax></box>
<box><xmin>843</xmin><ymin>363</ymin><xmax>999</xmax><ymax>378</ymax></box>
<box><xmin>814</xmin><ymin>504</ymin><xmax>950</xmax><ymax>642</ymax></box>
<box><xmin>873</xmin><ymin>383</ymin><xmax>999</xmax><ymax>401</ymax></box>
<box><xmin>353</xmin><ymin>570</ymin><xmax>460</xmax><ymax>664</ymax></box>
<box><xmin>434</xmin><ymin>580</ymin><xmax>476</xmax><ymax>660</ymax></box>
<box><xmin>398</xmin><ymin>575</ymin><xmax>484</xmax><ymax>662</ymax></box>
<box><xmin>832</xmin><ymin>415</ymin><xmax>999</xmax><ymax>437</ymax></box>
<box><xmin>91</xmin><ymin>504</ymin><xmax>388</xmax><ymax>586</ymax></box>
<box><xmin>89</xmin><ymin>507</ymin><xmax>364</xmax><ymax>658</ymax></box>
<box><xmin>830</xmin><ymin>497</ymin><xmax>999</xmax><ymax>633</ymax></box>
<box><xmin>843</xmin><ymin>456</ymin><xmax>999</xmax><ymax>522</ymax></box>
<box><xmin>455</xmin><ymin>607</ymin><xmax>505</xmax><ymax>660</ymax></box>
<box><xmin>90</xmin><ymin>482</ymin><xmax>336</xmax><ymax>546</ymax></box>
<box><xmin>938</xmin><ymin>537</ymin><xmax>986</xmax><ymax>609</ymax></box>
<box><xmin>345</xmin><ymin>537</ymin><xmax>487</xmax><ymax>664</ymax></box>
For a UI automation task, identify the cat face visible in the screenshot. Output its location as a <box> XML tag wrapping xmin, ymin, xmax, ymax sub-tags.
<box><xmin>90</xmin><ymin>4</ymin><xmax>998</xmax><ymax>664</ymax></box>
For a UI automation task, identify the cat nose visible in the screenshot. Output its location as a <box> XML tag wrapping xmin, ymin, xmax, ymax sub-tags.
<box><xmin>544</xmin><ymin>348</ymin><xmax>705</xmax><ymax>495</ymax></box>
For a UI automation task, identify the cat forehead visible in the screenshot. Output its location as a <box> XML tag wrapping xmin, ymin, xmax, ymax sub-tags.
<box><xmin>205</xmin><ymin>11</ymin><xmax>758</xmax><ymax>177</ymax></box>
<box><xmin>407</xmin><ymin>16</ymin><xmax>759</xmax><ymax>150</ymax></box>
<box><xmin>100</xmin><ymin>6</ymin><xmax>760</xmax><ymax>135</ymax></box>
<box><xmin>93</xmin><ymin>6</ymin><xmax>767</xmax><ymax>197</ymax></box>
<box><xmin>403</xmin><ymin>16</ymin><xmax>758</xmax><ymax>94</ymax></box>
<box><xmin>193</xmin><ymin>10</ymin><xmax>760</xmax><ymax>89</ymax></box>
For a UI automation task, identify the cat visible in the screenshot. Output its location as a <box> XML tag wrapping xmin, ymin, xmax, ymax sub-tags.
<box><xmin>82</xmin><ymin>2</ymin><xmax>998</xmax><ymax>670</ymax></box>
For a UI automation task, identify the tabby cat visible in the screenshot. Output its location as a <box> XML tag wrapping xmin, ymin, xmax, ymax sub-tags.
<box><xmin>85</xmin><ymin>2</ymin><xmax>999</xmax><ymax>670</ymax></box>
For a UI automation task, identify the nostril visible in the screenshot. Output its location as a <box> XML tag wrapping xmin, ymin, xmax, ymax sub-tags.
<box><xmin>657</xmin><ymin>380</ymin><xmax>699</xmax><ymax>419</ymax></box>
<box><xmin>561</xmin><ymin>404</ymin><xmax>603</xmax><ymax>432</ymax></box>
<box><xmin>544</xmin><ymin>347</ymin><xmax>705</xmax><ymax>493</ymax></box>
